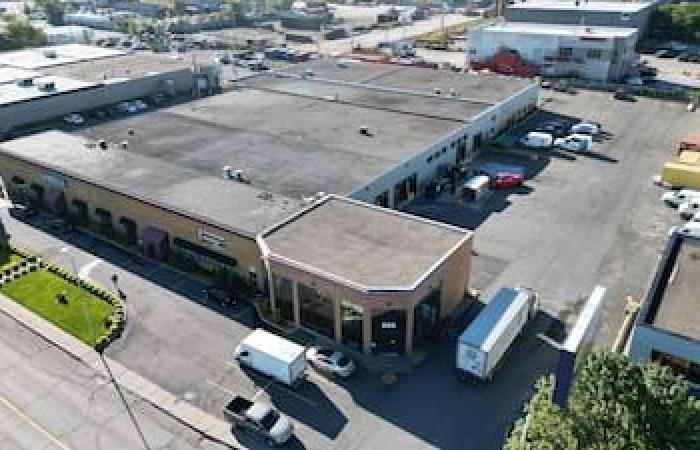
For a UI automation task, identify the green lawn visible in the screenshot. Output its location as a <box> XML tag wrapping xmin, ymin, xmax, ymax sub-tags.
<box><xmin>0</xmin><ymin>270</ymin><xmax>113</xmax><ymax>345</ymax></box>
<box><xmin>0</xmin><ymin>246</ymin><xmax>23</xmax><ymax>271</ymax></box>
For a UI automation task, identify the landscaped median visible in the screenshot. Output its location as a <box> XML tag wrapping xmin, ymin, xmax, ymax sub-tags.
<box><xmin>0</xmin><ymin>245</ymin><xmax>126</xmax><ymax>350</ymax></box>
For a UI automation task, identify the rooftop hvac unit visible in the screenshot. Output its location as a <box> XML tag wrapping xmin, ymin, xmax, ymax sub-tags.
<box><xmin>16</xmin><ymin>78</ymin><xmax>34</xmax><ymax>87</ymax></box>
<box><xmin>359</xmin><ymin>125</ymin><xmax>371</xmax><ymax>136</ymax></box>
<box><xmin>43</xmin><ymin>49</ymin><xmax>57</xmax><ymax>59</ymax></box>
<box><xmin>98</xmin><ymin>139</ymin><xmax>108</xmax><ymax>150</ymax></box>
<box><xmin>121</xmin><ymin>140</ymin><xmax>129</xmax><ymax>149</ymax></box>
<box><xmin>222</xmin><ymin>165</ymin><xmax>233</xmax><ymax>179</ymax></box>
<box><xmin>449</xmin><ymin>88</ymin><xmax>457</xmax><ymax>97</ymax></box>
<box><xmin>37</xmin><ymin>80</ymin><xmax>56</xmax><ymax>92</ymax></box>
<box><xmin>434</xmin><ymin>88</ymin><xmax>441</xmax><ymax>95</ymax></box>
<box><xmin>127</xmin><ymin>128</ymin><xmax>135</xmax><ymax>136</ymax></box>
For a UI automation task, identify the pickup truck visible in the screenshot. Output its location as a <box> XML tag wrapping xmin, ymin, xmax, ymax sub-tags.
<box><xmin>224</xmin><ymin>396</ymin><xmax>293</xmax><ymax>446</ymax></box>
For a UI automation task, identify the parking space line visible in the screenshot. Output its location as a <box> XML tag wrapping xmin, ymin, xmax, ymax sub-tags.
<box><xmin>0</xmin><ymin>392</ymin><xmax>71</xmax><ymax>450</ymax></box>
<box><xmin>206</xmin><ymin>379</ymin><xmax>235</xmax><ymax>396</ymax></box>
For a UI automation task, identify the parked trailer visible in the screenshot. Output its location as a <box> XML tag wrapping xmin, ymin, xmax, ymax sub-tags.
<box><xmin>234</xmin><ymin>329</ymin><xmax>307</xmax><ymax>386</ymax></box>
<box><xmin>661</xmin><ymin>162</ymin><xmax>700</xmax><ymax>190</ymax></box>
<box><xmin>456</xmin><ymin>287</ymin><xmax>538</xmax><ymax>381</ymax></box>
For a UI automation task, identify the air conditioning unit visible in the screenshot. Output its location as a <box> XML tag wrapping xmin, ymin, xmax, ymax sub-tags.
<box><xmin>43</xmin><ymin>49</ymin><xmax>57</xmax><ymax>59</ymax></box>
<box><xmin>16</xmin><ymin>78</ymin><xmax>34</xmax><ymax>87</ymax></box>
<box><xmin>37</xmin><ymin>80</ymin><xmax>56</xmax><ymax>92</ymax></box>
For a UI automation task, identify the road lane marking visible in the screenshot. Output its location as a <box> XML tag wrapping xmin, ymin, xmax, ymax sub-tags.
<box><xmin>0</xmin><ymin>393</ymin><xmax>71</xmax><ymax>450</ymax></box>
<box><xmin>206</xmin><ymin>379</ymin><xmax>235</xmax><ymax>396</ymax></box>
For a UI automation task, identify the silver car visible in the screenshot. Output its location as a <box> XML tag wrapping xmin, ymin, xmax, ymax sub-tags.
<box><xmin>306</xmin><ymin>347</ymin><xmax>355</xmax><ymax>378</ymax></box>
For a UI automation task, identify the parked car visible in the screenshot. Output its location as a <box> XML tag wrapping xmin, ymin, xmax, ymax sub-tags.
<box><xmin>132</xmin><ymin>99</ymin><xmax>148</xmax><ymax>111</ymax></box>
<box><xmin>662</xmin><ymin>189</ymin><xmax>700</xmax><ymax>208</ymax></box>
<box><xmin>669</xmin><ymin>221</ymin><xmax>700</xmax><ymax>238</ymax></box>
<box><xmin>519</xmin><ymin>131</ymin><xmax>553</xmax><ymax>148</ymax></box>
<box><xmin>569</xmin><ymin>122</ymin><xmax>600</xmax><ymax>136</ymax></box>
<box><xmin>614</xmin><ymin>88</ymin><xmax>634</xmax><ymax>101</ymax></box>
<box><xmin>656</xmin><ymin>49</ymin><xmax>679</xmax><ymax>58</ymax></box>
<box><xmin>224</xmin><ymin>396</ymin><xmax>294</xmax><ymax>446</ymax></box>
<box><xmin>63</xmin><ymin>113</ymin><xmax>85</xmax><ymax>126</ymax></box>
<box><xmin>679</xmin><ymin>199</ymin><xmax>700</xmax><ymax>220</ymax></box>
<box><xmin>306</xmin><ymin>347</ymin><xmax>356</xmax><ymax>378</ymax></box>
<box><xmin>115</xmin><ymin>101</ymin><xmax>138</xmax><ymax>114</ymax></box>
<box><xmin>8</xmin><ymin>204</ymin><xmax>37</xmax><ymax>220</ymax></box>
<box><xmin>555</xmin><ymin>133</ymin><xmax>592</xmax><ymax>152</ymax></box>
<box><xmin>534</xmin><ymin>121</ymin><xmax>568</xmax><ymax>138</ymax></box>
<box><xmin>491</xmin><ymin>172</ymin><xmax>524</xmax><ymax>189</ymax></box>
<box><xmin>679</xmin><ymin>51</ymin><xmax>700</xmax><ymax>62</ymax></box>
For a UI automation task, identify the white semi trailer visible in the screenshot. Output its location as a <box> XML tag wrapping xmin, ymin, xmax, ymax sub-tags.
<box><xmin>457</xmin><ymin>287</ymin><xmax>538</xmax><ymax>381</ymax></box>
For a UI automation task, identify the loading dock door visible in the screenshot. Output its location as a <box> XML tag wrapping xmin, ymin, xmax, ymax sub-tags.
<box><xmin>372</xmin><ymin>310</ymin><xmax>406</xmax><ymax>354</ymax></box>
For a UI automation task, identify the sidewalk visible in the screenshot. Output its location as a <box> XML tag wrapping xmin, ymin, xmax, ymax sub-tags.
<box><xmin>0</xmin><ymin>292</ymin><xmax>240</xmax><ymax>449</ymax></box>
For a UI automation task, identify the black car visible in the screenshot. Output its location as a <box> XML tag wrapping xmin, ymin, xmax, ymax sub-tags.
<box><xmin>656</xmin><ymin>49</ymin><xmax>679</xmax><ymax>58</ymax></box>
<box><xmin>8</xmin><ymin>204</ymin><xmax>37</xmax><ymax>220</ymax></box>
<box><xmin>535</xmin><ymin>121</ymin><xmax>569</xmax><ymax>138</ymax></box>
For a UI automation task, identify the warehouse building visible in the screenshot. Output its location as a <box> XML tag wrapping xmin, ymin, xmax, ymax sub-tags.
<box><xmin>504</xmin><ymin>1</ymin><xmax>659</xmax><ymax>40</ymax></box>
<box><xmin>469</xmin><ymin>22</ymin><xmax>637</xmax><ymax>81</ymax></box>
<box><xmin>627</xmin><ymin>230</ymin><xmax>700</xmax><ymax>387</ymax></box>
<box><xmin>0</xmin><ymin>44</ymin><xmax>220</xmax><ymax>138</ymax></box>
<box><xmin>0</xmin><ymin>59</ymin><xmax>537</xmax><ymax>354</ymax></box>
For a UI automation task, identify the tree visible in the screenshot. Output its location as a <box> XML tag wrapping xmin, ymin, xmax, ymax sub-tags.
<box><xmin>504</xmin><ymin>351</ymin><xmax>700</xmax><ymax>450</ymax></box>
<box><xmin>0</xmin><ymin>18</ymin><xmax>47</xmax><ymax>50</ymax></box>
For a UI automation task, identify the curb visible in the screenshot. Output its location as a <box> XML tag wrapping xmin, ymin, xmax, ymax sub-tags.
<box><xmin>0</xmin><ymin>292</ymin><xmax>241</xmax><ymax>450</ymax></box>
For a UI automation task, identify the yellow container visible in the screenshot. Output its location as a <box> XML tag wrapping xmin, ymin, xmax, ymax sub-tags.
<box><xmin>662</xmin><ymin>162</ymin><xmax>700</xmax><ymax>189</ymax></box>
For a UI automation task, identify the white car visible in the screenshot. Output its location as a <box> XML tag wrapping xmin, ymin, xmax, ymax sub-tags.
<box><xmin>133</xmin><ymin>99</ymin><xmax>148</xmax><ymax>111</ymax></box>
<box><xmin>662</xmin><ymin>189</ymin><xmax>700</xmax><ymax>208</ymax></box>
<box><xmin>116</xmin><ymin>101</ymin><xmax>138</xmax><ymax>114</ymax></box>
<box><xmin>679</xmin><ymin>199</ymin><xmax>700</xmax><ymax>220</ymax></box>
<box><xmin>554</xmin><ymin>133</ymin><xmax>592</xmax><ymax>152</ymax></box>
<box><xmin>670</xmin><ymin>221</ymin><xmax>700</xmax><ymax>238</ymax></box>
<box><xmin>305</xmin><ymin>347</ymin><xmax>355</xmax><ymax>378</ymax></box>
<box><xmin>570</xmin><ymin>122</ymin><xmax>600</xmax><ymax>136</ymax></box>
<box><xmin>62</xmin><ymin>113</ymin><xmax>85</xmax><ymax>126</ymax></box>
<box><xmin>519</xmin><ymin>131</ymin><xmax>553</xmax><ymax>148</ymax></box>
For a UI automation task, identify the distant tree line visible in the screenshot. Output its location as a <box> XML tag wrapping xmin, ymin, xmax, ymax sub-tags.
<box><xmin>647</xmin><ymin>3</ymin><xmax>700</xmax><ymax>43</ymax></box>
<box><xmin>0</xmin><ymin>18</ymin><xmax>46</xmax><ymax>50</ymax></box>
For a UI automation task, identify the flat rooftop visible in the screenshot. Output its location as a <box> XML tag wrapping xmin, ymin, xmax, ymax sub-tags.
<box><xmin>0</xmin><ymin>131</ymin><xmax>299</xmax><ymax>238</ymax></box>
<box><xmin>71</xmin><ymin>80</ymin><xmax>470</xmax><ymax>198</ymax></box>
<box><xmin>261</xmin><ymin>196</ymin><xmax>470</xmax><ymax>289</ymax></box>
<box><xmin>507</xmin><ymin>0</ymin><xmax>652</xmax><ymax>12</ymax></box>
<box><xmin>480</xmin><ymin>22</ymin><xmax>638</xmax><ymax>38</ymax></box>
<box><xmin>650</xmin><ymin>236</ymin><xmax>700</xmax><ymax>341</ymax></box>
<box><xmin>0</xmin><ymin>76</ymin><xmax>98</xmax><ymax>107</ymax></box>
<box><xmin>42</xmin><ymin>52</ymin><xmax>196</xmax><ymax>82</ymax></box>
<box><xmin>274</xmin><ymin>58</ymin><xmax>532</xmax><ymax>103</ymax></box>
<box><xmin>0</xmin><ymin>44</ymin><xmax>127</xmax><ymax>70</ymax></box>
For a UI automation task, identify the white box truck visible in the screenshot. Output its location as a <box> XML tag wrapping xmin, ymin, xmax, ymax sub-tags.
<box><xmin>234</xmin><ymin>329</ymin><xmax>307</xmax><ymax>386</ymax></box>
<box><xmin>456</xmin><ymin>287</ymin><xmax>538</xmax><ymax>381</ymax></box>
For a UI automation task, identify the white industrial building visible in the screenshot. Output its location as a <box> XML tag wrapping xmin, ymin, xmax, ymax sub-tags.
<box><xmin>469</xmin><ymin>22</ymin><xmax>638</xmax><ymax>81</ymax></box>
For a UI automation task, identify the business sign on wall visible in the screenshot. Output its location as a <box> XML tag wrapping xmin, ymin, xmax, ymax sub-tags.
<box><xmin>198</xmin><ymin>228</ymin><xmax>226</xmax><ymax>250</ymax></box>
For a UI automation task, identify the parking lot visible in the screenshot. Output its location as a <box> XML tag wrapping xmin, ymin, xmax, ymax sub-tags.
<box><xmin>2</xmin><ymin>88</ymin><xmax>699</xmax><ymax>450</ymax></box>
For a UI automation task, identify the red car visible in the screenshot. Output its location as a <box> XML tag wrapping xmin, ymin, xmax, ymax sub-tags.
<box><xmin>492</xmin><ymin>172</ymin><xmax>524</xmax><ymax>189</ymax></box>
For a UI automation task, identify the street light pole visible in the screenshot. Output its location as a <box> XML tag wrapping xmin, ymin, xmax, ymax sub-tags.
<box><xmin>60</xmin><ymin>247</ymin><xmax>150</xmax><ymax>450</ymax></box>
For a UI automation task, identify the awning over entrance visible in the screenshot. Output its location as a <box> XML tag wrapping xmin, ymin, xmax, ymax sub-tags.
<box><xmin>141</xmin><ymin>226</ymin><xmax>170</xmax><ymax>260</ymax></box>
<box><xmin>44</xmin><ymin>189</ymin><xmax>66</xmax><ymax>214</ymax></box>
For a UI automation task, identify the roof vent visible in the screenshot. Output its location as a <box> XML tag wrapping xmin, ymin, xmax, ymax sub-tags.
<box><xmin>127</xmin><ymin>128</ymin><xmax>135</xmax><ymax>136</ymax></box>
<box><xmin>434</xmin><ymin>87</ymin><xmax>441</xmax><ymax>95</ymax></box>
<box><xmin>359</xmin><ymin>125</ymin><xmax>372</xmax><ymax>136</ymax></box>
<box><xmin>43</xmin><ymin>49</ymin><xmax>57</xmax><ymax>59</ymax></box>
<box><xmin>16</xmin><ymin>78</ymin><xmax>33</xmax><ymax>87</ymax></box>
<box><xmin>257</xmin><ymin>191</ymin><xmax>273</xmax><ymax>200</ymax></box>
<box><xmin>98</xmin><ymin>139</ymin><xmax>108</xmax><ymax>150</ymax></box>
<box><xmin>585</xmin><ymin>26</ymin><xmax>592</xmax><ymax>33</ymax></box>
<box><xmin>121</xmin><ymin>140</ymin><xmax>129</xmax><ymax>149</ymax></box>
<box><xmin>449</xmin><ymin>88</ymin><xmax>457</xmax><ymax>97</ymax></box>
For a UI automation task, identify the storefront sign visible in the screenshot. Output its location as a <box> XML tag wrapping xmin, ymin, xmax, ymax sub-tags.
<box><xmin>198</xmin><ymin>228</ymin><xmax>226</xmax><ymax>250</ymax></box>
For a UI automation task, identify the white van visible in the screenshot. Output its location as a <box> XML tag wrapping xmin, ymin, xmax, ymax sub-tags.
<box><xmin>555</xmin><ymin>134</ymin><xmax>592</xmax><ymax>152</ymax></box>
<box><xmin>519</xmin><ymin>132</ymin><xmax>553</xmax><ymax>148</ymax></box>
<box><xmin>234</xmin><ymin>329</ymin><xmax>307</xmax><ymax>386</ymax></box>
<box><xmin>662</xmin><ymin>189</ymin><xmax>700</xmax><ymax>208</ymax></box>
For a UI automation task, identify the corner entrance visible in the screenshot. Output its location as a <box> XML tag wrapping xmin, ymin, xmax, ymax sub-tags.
<box><xmin>372</xmin><ymin>310</ymin><xmax>406</xmax><ymax>355</ymax></box>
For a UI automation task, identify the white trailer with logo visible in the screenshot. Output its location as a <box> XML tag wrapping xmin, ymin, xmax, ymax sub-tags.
<box><xmin>457</xmin><ymin>287</ymin><xmax>538</xmax><ymax>381</ymax></box>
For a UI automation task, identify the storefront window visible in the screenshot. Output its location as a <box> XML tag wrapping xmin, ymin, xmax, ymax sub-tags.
<box><xmin>414</xmin><ymin>289</ymin><xmax>441</xmax><ymax>347</ymax></box>
<box><xmin>299</xmin><ymin>283</ymin><xmax>335</xmax><ymax>339</ymax></box>
<box><xmin>341</xmin><ymin>300</ymin><xmax>363</xmax><ymax>351</ymax></box>
<box><xmin>274</xmin><ymin>275</ymin><xmax>294</xmax><ymax>322</ymax></box>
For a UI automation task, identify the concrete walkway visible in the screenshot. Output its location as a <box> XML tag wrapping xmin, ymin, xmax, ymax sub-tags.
<box><xmin>0</xmin><ymin>292</ymin><xmax>241</xmax><ymax>449</ymax></box>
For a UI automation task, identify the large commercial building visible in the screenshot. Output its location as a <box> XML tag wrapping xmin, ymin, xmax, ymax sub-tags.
<box><xmin>627</xmin><ymin>230</ymin><xmax>700</xmax><ymax>387</ymax></box>
<box><xmin>504</xmin><ymin>1</ymin><xmax>658</xmax><ymax>40</ymax></box>
<box><xmin>0</xmin><ymin>44</ymin><xmax>220</xmax><ymax>138</ymax></box>
<box><xmin>0</xmin><ymin>58</ymin><xmax>538</xmax><ymax>354</ymax></box>
<box><xmin>469</xmin><ymin>22</ymin><xmax>637</xmax><ymax>81</ymax></box>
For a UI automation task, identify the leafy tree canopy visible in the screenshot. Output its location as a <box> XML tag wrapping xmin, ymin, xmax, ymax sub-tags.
<box><xmin>504</xmin><ymin>351</ymin><xmax>700</xmax><ymax>450</ymax></box>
